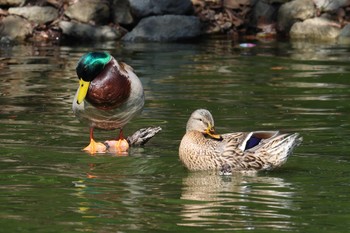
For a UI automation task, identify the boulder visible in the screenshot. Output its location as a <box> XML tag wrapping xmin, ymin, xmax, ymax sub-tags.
<box><xmin>252</xmin><ymin>0</ymin><xmax>279</xmax><ymax>25</ymax></box>
<box><xmin>59</xmin><ymin>21</ymin><xmax>123</xmax><ymax>41</ymax></box>
<box><xmin>277</xmin><ymin>0</ymin><xmax>316</xmax><ymax>32</ymax></box>
<box><xmin>64</xmin><ymin>0</ymin><xmax>110</xmax><ymax>25</ymax></box>
<box><xmin>8</xmin><ymin>6</ymin><xmax>58</xmax><ymax>24</ymax></box>
<box><xmin>338</xmin><ymin>24</ymin><xmax>350</xmax><ymax>43</ymax></box>
<box><xmin>128</xmin><ymin>0</ymin><xmax>193</xmax><ymax>18</ymax></box>
<box><xmin>223</xmin><ymin>0</ymin><xmax>251</xmax><ymax>9</ymax></box>
<box><xmin>0</xmin><ymin>0</ymin><xmax>24</xmax><ymax>6</ymax></box>
<box><xmin>339</xmin><ymin>23</ymin><xmax>350</xmax><ymax>37</ymax></box>
<box><xmin>122</xmin><ymin>15</ymin><xmax>201</xmax><ymax>42</ymax></box>
<box><xmin>111</xmin><ymin>0</ymin><xmax>134</xmax><ymax>25</ymax></box>
<box><xmin>0</xmin><ymin>15</ymin><xmax>32</xmax><ymax>41</ymax></box>
<box><xmin>314</xmin><ymin>0</ymin><xmax>350</xmax><ymax>12</ymax></box>
<box><xmin>290</xmin><ymin>17</ymin><xmax>340</xmax><ymax>40</ymax></box>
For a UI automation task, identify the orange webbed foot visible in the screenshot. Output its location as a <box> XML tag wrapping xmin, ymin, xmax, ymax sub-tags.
<box><xmin>83</xmin><ymin>138</ymin><xmax>107</xmax><ymax>154</ymax></box>
<box><xmin>104</xmin><ymin>139</ymin><xmax>129</xmax><ymax>155</ymax></box>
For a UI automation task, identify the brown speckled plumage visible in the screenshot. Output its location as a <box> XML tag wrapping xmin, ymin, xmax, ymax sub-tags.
<box><xmin>179</xmin><ymin>109</ymin><xmax>302</xmax><ymax>172</ymax></box>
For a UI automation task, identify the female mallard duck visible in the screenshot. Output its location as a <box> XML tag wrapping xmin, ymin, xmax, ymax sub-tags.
<box><xmin>179</xmin><ymin>109</ymin><xmax>302</xmax><ymax>172</ymax></box>
<box><xmin>72</xmin><ymin>52</ymin><xmax>144</xmax><ymax>154</ymax></box>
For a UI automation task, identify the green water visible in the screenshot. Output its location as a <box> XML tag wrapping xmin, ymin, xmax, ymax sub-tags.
<box><xmin>0</xmin><ymin>39</ymin><xmax>350</xmax><ymax>232</ymax></box>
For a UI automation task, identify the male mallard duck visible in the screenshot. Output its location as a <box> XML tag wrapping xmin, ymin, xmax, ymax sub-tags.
<box><xmin>179</xmin><ymin>109</ymin><xmax>302</xmax><ymax>172</ymax></box>
<box><xmin>72</xmin><ymin>52</ymin><xmax>144</xmax><ymax>154</ymax></box>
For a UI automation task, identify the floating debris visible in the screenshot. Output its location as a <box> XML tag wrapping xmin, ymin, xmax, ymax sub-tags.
<box><xmin>239</xmin><ymin>43</ymin><xmax>256</xmax><ymax>48</ymax></box>
<box><xmin>72</xmin><ymin>180</ymin><xmax>86</xmax><ymax>188</ymax></box>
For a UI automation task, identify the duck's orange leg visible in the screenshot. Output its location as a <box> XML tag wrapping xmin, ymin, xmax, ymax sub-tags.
<box><xmin>116</xmin><ymin>128</ymin><xmax>129</xmax><ymax>153</ymax></box>
<box><xmin>83</xmin><ymin>127</ymin><xmax>107</xmax><ymax>154</ymax></box>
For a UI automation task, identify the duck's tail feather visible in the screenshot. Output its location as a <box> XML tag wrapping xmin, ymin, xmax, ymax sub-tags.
<box><xmin>262</xmin><ymin>133</ymin><xmax>303</xmax><ymax>168</ymax></box>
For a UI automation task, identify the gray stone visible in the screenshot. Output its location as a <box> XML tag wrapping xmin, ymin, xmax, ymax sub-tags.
<box><xmin>111</xmin><ymin>0</ymin><xmax>134</xmax><ymax>25</ymax></box>
<box><xmin>129</xmin><ymin>0</ymin><xmax>193</xmax><ymax>18</ymax></box>
<box><xmin>59</xmin><ymin>21</ymin><xmax>123</xmax><ymax>41</ymax></box>
<box><xmin>223</xmin><ymin>0</ymin><xmax>251</xmax><ymax>9</ymax></box>
<box><xmin>8</xmin><ymin>6</ymin><xmax>58</xmax><ymax>24</ymax></box>
<box><xmin>122</xmin><ymin>15</ymin><xmax>201</xmax><ymax>42</ymax></box>
<box><xmin>0</xmin><ymin>15</ymin><xmax>32</xmax><ymax>41</ymax></box>
<box><xmin>277</xmin><ymin>0</ymin><xmax>316</xmax><ymax>32</ymax></box>
<box><xmin>0</xmin><ymin>0</ymin><xmax>24</xmax><ymax>6</ymax></box>
<box><xmin>252</xmin><ymin>0</ymin><xmax>279</xmax><ymax>25</ymax></box>
<box><xmin>338</xmin><ymin>24</ymin><xmax>350</xmax><ymax>43</ymax></box>
<box><xmin>64</xmin><ymin>0</ymin><xmax>110</xmax><ymax>25</ymax></box>
<box><xmin>290</xmin><ymin>17</ymin><xmax>340</xmax><ymax>40</ymax></box>
<box><xmin>314</xmin><ymin>0</ymin><xmax>350</xmax><ymax>12</ymax></box>
<box><xmin>339</xmin><ymin>24</ymin><xmax>350</xmax><ymax>37</ymax></box>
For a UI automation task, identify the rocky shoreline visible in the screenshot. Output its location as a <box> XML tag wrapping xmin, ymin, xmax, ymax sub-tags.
<box><xmin>1</xmin><ymin>0</ymin><xmax>350</xmax><ymax>44</ymax></box>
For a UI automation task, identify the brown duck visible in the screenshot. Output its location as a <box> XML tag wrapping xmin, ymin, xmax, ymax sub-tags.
<box><xmin>179</xmin><ymin>109</ymin><xmax>302</xmax><ymax>172</ymax></box>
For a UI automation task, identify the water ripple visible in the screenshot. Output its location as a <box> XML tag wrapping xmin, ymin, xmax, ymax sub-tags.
<box><xmin>179</xmin><ymin>172</ymin><xmax>298</xmax><ymax>231</ymax></box>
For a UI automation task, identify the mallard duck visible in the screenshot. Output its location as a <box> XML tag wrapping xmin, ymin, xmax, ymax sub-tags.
<box><xmin>179</xmin><ymin>109</ymin><xmax>302</xmax><ymax>172</ymax></box>
<box><xmin>72</xmin><ymin>52</ymin><xmax>144</xmax><ymax>154</ymax></box>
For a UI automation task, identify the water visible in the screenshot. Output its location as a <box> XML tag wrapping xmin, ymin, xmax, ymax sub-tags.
<box><xmin>0</xmin><ymin>39</ymin><xmax>350</xmax><ymax>232</ymax></box>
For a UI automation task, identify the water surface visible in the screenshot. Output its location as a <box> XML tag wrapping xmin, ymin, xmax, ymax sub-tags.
<box><xmin>0</xmin><ymin>39</ymin><xmax>350</xmax><ymax>232</ymax></box>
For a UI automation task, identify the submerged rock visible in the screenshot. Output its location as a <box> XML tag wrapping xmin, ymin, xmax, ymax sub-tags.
<box><xmin>122</xmin><ymin>15</ymin><xmax>201</xmax><ymax>42</ymax></box>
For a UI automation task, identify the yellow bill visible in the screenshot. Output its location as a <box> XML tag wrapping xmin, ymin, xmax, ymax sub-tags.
<box><xmin>205</xmin><ymin>124</ymin><xmax>222</xmax><ymax>140</ymax></box>
<box><xmin>77</xmin><ymin>79</ymin><xmax>90</xmax><ymax>104</ymax></box>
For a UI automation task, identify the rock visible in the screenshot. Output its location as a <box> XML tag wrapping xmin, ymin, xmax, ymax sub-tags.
<box><xmin>314</xmin><ymin>0</ymin><xmax>350</xmax><ymax>12</ymax></box>
<box><xmin>290</xmin><ymin>17</ymin><xmax>341</xmax><ymax>40</ymax></box>
<box><xmin>59</xmin><ymin>21</ymin><xmax>123</xmax><ymax>41</ymax></box>
<box><xmin>223</xmin><ymin>0</ymin><xmax>251</xmax><ymax>9</ymax></box>
<box><xmin>111</xmin><ymin>0</ymin><xmax>134</xmax><ymax>25</ymax></box>
<box><xmin>277</xmin><ymin>0</ymin><xmax>316</xmax><ymax>32</ymax></box>
<box><xmin>129</xmin><ymin>0</ymin><xmax>193</xmax><ymax>18</ymax></box>
<box><xmin>338</xmin><ymin>24</ymin><xmax>350</xmax><ymax>43</ymax></box>
<box><xmin>64</xmin><ymin>0</ymin><xmax>110</xmax><ymax>25</ymax></box>
<box><xmin>252</xmin><ymin>0</ymin><xmax>279</xmax><ymax>25</ymax></box>
<box><xmin>0</xmin><ymin>0</ymin><xmax>24</xmax><ymax>6</ymax></box>
<box><xmin>122</xmin><ymin>15</ymin><xmax>201</xmax><ymax>42</ymax></box>
<box><xmin>8</xmin><ymin>6</ymin><xmax>58</xmax><ymax>24</ymax></box>
<box><xmin>339</xmin><ymin>23</ymin><xmax>350</xmax><ymax>37</ymax></box>
<box><xmin>0</xmin><ymin>15</ymin><xmax>32</xmax><ymax>41</ymax></box>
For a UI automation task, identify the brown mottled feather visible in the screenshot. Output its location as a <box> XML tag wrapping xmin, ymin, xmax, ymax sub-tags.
<box><xmin>179</xmin><ymin>109</ymin><xmax>302</xmax><ymax>172</ymax></box>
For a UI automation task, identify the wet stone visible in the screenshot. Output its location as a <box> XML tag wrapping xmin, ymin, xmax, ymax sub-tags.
<box><xmin>64</xmin><ymin>0</ymin><xmax>110</xmax><ymax>25</ymax></box>
<box><xmin>59</xmin><ymin>21</ymin><xmax>123</xmax><ymax>41</ymax></box>
<box><xmin>122</xmin><ymin>15</ymin><xmax>201</xmax><ymax>42</ymax></box>
<box><xmin>8</xmin><ymin>6</ymin><xmax>59</xmax><ymax>24</ymax></box>
<box><xmin>0</xmin><ymin>15</ymin><xmax>32</xmax><ymax>41</ymax></box>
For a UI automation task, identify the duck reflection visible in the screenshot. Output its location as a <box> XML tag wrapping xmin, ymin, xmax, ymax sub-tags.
<box><xmin>179</xmin><ymin>171</ymin><xmax>297</xmax><ymax>231</ymax></box>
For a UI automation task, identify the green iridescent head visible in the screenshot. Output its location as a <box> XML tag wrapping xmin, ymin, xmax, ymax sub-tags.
<box><xmin>76</xmin><ymin>52</ymin><xmax>112</xmax><ymax>82</ymax></box>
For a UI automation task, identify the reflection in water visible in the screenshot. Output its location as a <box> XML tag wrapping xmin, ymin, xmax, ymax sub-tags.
<box><xmin>179</xmin><ymin>172</ymin><xmax>297</xmax><ymax>231</ymax></box>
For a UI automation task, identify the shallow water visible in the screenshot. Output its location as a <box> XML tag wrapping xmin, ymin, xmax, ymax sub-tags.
<box><xmin>0</xmin><ymin>39</ymin><xmax>350</xmax><ymax>232</ymax></box>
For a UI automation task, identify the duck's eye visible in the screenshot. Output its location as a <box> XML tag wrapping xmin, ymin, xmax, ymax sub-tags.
<box><xmin>194</xmin><ymin>117</ymin><xmax>204</xmax><ymax>122</ymax></box>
